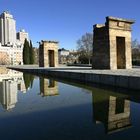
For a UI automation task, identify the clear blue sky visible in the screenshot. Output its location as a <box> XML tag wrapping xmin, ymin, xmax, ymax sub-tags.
<box><xmin>0</xmin><ymin>0</ymin><xmax>139</xmax><ymax>49</ymax></box>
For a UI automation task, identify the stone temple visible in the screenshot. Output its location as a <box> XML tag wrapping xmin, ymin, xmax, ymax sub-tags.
<box><xmin>92</xmin><ymin>16</ymin><xmax>135</xmax><ymax>70</ymax></box>
<box><xmin>39</xmin><ymin>40</ymin><xmax>59</xmax><ymax>67</ymax></box>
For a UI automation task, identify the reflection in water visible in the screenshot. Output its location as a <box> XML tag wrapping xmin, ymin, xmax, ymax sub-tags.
<box><xmin>0</xmin><ymin>67</ymin><xmax>27</xmax><ymax>110</ymax></box>
<box><xmin>39</xmin><ymin>77</ymin><xmax>133</xmax><ymax>134</ymax></box>
<box><xmin>23</xmin><ymin>73</ymin><xmax>34</xmax><ymax>90</ymax></box>
<box><xmin>40</xmin><ymin>78</ymin><xmax>59</xmax><ymax>97</ymax></box>
<box><xmin>0</xmin><ymin>79</ymin><xmax>18</xmax><ymax>110</ymax></box>
<box><xmin>0</xmin><ymin>68</ymin><xmax>137</xmax><ymax>136</ymax></box>
<box><xmin>108</xmin><ymin>97</ymin><xmax>131</xmax><ymax>133</ymax></box>
<box><xmin>92</xmin><ymin>93</ymin><xmax>131</xmax><ymax>134</ymax></box>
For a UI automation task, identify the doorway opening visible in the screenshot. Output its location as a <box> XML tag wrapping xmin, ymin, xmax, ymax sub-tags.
<box><xmin>48</xmin><ymin>50</ymin><xmax>55</xmax><ymax>67</ymax></box>
<box><xmin>48</xmin><ymin>79</ymin><xmax>55</xmax><ymax>88</ymax></box>
<box><xmin>116</xmin><ymin>37</ymin><xmax>126</xmax><ymax>69</ymax></box>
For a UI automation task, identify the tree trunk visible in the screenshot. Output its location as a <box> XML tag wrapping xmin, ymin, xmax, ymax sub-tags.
<box><xmin>88</xmin><ymin>57</ymin><xmax>90</xmax><ymax>65</ymax></box>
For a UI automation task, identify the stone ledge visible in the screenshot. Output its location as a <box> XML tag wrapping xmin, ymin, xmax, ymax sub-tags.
<box><xmin>7</xmin><ymin>66</ymin><xmax>140</xmax><ymax>90</ymax></box>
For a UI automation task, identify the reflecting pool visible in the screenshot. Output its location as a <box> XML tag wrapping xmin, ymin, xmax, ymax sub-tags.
<box><xmin>0</xmin><ymin>67</ymin><xmax>140</xmax><ymax>140</ymax></box>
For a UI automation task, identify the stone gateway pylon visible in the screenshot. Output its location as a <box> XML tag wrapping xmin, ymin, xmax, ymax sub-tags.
<box><xmin>92</xmin><ymin>17</ymin><xmax>135</xmax><ymax>70</ymax></box>
<box><xmin>39</xmin><ymin>40</ymin><xmax>59</xmax><ymax>67</ymax></box>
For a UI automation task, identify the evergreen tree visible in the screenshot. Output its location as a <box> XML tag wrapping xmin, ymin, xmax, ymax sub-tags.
<box><xmin>23</xmin><ymin>39</ymin><xmax>30</xmax><ymax>64</ymax></box>
<box><xmin>30</xmin><ymin>75</ymin><xmax>34</xmax><ymax>88</ymax></box>
<box><xmin>29</xmin><ymin>40</ymin><xmax>35</xmax><ymax>64</ymax></box>
<box><xmin>23</xmin><ymin>73</ymin><xmax>31</xmax><ymax>90</ymax></box>
<box><xmin>23</xmin><ymin>73</ymin><xmax>34</xmax><ymax>90</ymax></box>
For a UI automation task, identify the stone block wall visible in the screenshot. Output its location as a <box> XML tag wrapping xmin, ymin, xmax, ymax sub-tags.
<box><xmin>39</xmin><ymin>40</ymin><xmax>59</xmax><ymax>67</ymax></box>
<box><xmin>92</xmin><ymin>16</ymin><xmax>134</xmax><ymax>70</ymax></box>
<box><xmin>92</xmin><ymin>24</ymin><xmax>110</xmax><ymax>69</ymax></box>
<box><xmin>40</xmin><ymin>78</ymin><xmax>59</xmax><ymax>96</ymax></box>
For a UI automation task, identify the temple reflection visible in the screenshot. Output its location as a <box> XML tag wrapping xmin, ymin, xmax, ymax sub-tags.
<box><xmin>0</xmin><ymin>67</ymin><xmax>135</xmax><ymax>134</ymax></box>
<box><xmin>92</xmin><ymin>90</ymin><xmax>131</xmax><ymax>134</ymax></box>
<box><xmin>40</xmin><ymin>78</ymin><xmax>59</xmax><ymax>97</ymax></box>
<box><xmin>108</xmin><ymin>96</ymin><xmax>131</xmax><ymax>133</ymax></box>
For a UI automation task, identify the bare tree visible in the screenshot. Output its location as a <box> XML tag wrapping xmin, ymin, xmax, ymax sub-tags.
<box><xmin>77</xmin><ymin>33</ymin><xmax>93</xmax><ymax>64</ymax></box>
<box><xmin>132</xmin><ymin>39</ymin><xmax>140</xmax><ymax>48</ymax></box>
<box><xmin>132</xmin><ymin>39</ymin><xmax>140</xmax><ymax>65</ymax></box>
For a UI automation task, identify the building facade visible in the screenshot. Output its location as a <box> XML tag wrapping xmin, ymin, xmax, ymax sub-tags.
<box><xmin>17</xmin><ymin>29</ymin><xmax>29</xmax><ymax>44</ymax></box>
<box><xmin>0</xmin><ymin>11</ymin><xmax>27</xmax><ymax>65</ymax></box>
<box><xmin>58</xmin><ymin>48</ymin><xmax>70</xmax><ymax>64</ymax></box>
<box><xmin>58</xmin><ymin>48</ymin><xmax>79</xmax><ymax>64</ymax></box>
<box><xmin>58</xmin><ymin>48</ymin><xmax>70</xmax><ymax>56</ymax></box>
<box><xmin>33</xmin><ymin>47</ymin><xmax>39</xmax><ymax>64</ymax></box>
<box><xmin>0</xmin><ymin>11</ymin><xmax>16</xmax><ymax>45</ymax></box>
<box><xmin>0</xmin><ymin>43</ymin><xmax>23</xmax><ymax>65</ymax></box>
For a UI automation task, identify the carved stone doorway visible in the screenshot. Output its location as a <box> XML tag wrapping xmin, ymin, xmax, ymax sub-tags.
<box><xmin>116</xmin><ymin>37</ymin><xmax>126</xmax><ymax>69</ymax></box>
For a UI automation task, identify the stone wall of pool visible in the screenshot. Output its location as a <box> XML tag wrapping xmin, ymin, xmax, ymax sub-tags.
<box><xmin>7</xmin><ymin>65</ymin><xmax>140</xmax><ymax>90</ymax></box>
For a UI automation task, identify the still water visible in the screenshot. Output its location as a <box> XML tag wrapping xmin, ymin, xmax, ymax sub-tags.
<box><xmin>0</xmin><ymin>67</ymin><xmax>140</xmax><ymax>140</ymax></box>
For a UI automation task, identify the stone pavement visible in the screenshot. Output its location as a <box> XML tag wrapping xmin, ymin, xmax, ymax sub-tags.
<box><xmin>8</xmin><ymin>65</ymin><xmax>140</xmax><ymax>77</ymax></box>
